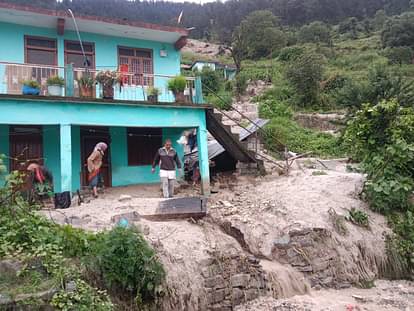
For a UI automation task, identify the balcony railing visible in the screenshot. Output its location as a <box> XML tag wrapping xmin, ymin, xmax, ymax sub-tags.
<box><xmin>0</xmin><ymin>62</ymin><xmax>204</xmax><ymax>104</ymax></box>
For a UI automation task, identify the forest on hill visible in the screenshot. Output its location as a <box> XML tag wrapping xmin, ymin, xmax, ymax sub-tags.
<box><xmin>3</xmin><ymin>0</ymin><xmax>412</xmax><ymax>39</ymax></box>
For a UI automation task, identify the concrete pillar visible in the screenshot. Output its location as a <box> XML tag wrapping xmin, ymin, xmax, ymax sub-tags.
<box><xmin>197</xmin><ymin>124</ymin><xmax>210</xmax><ymax>196</ymax></box>
<box><xmin>65</xmin><ymin>63</ymin><xmax>74</xmax><ymax>97</ymax></box>
<box><xmin>60</xmin><ymin>124</ymin><xmax>72</xmax><ymax>192</ymax></box>
<box><xmin>195</xmin><ymin>76</ymin><xmax>204</xmax><ymax>104</ymax></box>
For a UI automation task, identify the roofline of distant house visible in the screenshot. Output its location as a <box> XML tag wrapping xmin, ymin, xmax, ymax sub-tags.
<box><xmin>0</xmin><ymin>2</ymin><xmax>189</xmax><ymax>36</ymax></box>
<box><xmin>190</xmin><ymin>60</ymin><xmax>237</xmax><ymax>70</ymax></box>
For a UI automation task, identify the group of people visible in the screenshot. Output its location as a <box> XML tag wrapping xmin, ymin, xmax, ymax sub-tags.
<box><xmin>87</xmin><ymin>139</ymin><xmax>181</xmax><ymax>199</ymax></box>
<box><xmin>26</xmin><ymin>138</ymin><xmax>182</xmax><ymax>204</ymax></box>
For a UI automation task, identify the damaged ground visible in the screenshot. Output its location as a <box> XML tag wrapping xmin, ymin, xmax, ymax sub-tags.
<box><xmin>41</xmin><ymin>159</ymin><xmax>414</xmax><ymax>311</ymax></box>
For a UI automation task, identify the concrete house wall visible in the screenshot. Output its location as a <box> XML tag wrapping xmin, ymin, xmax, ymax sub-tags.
<box><xmin>0</xmin><ymin>19</ymin><xmax>211</xmax><ymax>194</ymax></box>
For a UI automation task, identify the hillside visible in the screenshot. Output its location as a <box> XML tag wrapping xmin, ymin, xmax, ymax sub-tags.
<box><xmin>2</xmin><ymin>0</ymin><xmax>412</xmax><ymax>40</ymax></box>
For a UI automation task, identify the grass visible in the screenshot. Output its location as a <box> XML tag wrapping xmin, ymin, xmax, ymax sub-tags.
<box><xmin>0</xmin><ymin>268</ymin><xmax>55</xmax><ymax>298</ymax></box>
<box><xmin>263</xmin><ymin>117</ymin><xmax>345</xmax><ymax>158</ymax></box>
<box><xmin>312</xmin><ymin>170</ymin><xmax>328</xmax><ymax>176</ymax></box>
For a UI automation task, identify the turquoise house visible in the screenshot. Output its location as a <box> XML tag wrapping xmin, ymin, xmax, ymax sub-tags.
<box><xmin>190</xmin><ymin>60</ymin><xmax>237</xmax><ymax>81</ymax></box>
<box><xmin>0</xmin><ymin>2</ymin><xmax>211</xmax><ymax>195</ymax></box>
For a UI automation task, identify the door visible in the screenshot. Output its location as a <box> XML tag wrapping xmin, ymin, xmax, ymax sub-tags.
<box><xmin>80</xmin><ymin>127</ymin><xmax>111</xmax><ymax>187</ymax></box>
<box><xmin>9</xmin><ymin>125</ymin><xmax>43</xmax><ymax>171</ymax></box>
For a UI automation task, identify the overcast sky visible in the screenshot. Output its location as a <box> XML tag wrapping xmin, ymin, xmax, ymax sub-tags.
<box><xmin>157</xmin><ymin>0</ymin><xmax>224</xmax><ymax>3</ymax></box>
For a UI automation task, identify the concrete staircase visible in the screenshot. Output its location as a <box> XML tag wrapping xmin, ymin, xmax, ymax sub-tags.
<box><xmin>206</xmin><ymin>109</ymin><xmax>256</xmax><ymax>163</ymax></box>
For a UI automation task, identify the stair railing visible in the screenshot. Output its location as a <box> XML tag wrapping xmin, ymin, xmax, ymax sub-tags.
<box><xmin>202</xmin><ymin>83</ymin><xmax>286</xmax><ymax>170</ymax></box>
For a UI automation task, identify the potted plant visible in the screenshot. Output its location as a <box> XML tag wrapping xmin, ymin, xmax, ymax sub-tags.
<box><xmin>22</xmin><ymin>80</ymin><xmax>40</xmax><ymax>95</ymax></box>
<box><xmin>96</xmin><ymin>70</ymin><xmax>120</xmax><ymax>100</ymax></box>
<box><xmin>147</xmin><ymin>86</ymin><xmax>161</xmax><ymax>103</ymax></box>
<box><xmin>168</xmin><ymin>75</ymin><xmax>187</xmax><ymax>103</ymax></box>
<box><xmin>77</xmin><ymin>75</ymin><xmax>95</xmax><ymax>98</ymax></box>
<box><xmin>46</xmin><ymin>76</ymin><xmax>64</xmax><ymax>96</ymax></box>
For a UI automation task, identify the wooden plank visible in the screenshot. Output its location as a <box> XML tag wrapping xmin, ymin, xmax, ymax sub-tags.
<box><xmin>140</xmin><ymin>197</ymin><xmax>208</xmax><ymax>221</ymax></box>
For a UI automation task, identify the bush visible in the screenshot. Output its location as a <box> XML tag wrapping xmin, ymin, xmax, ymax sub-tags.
<box><xmin>343</xmin><ymin>100</ymin><xmax>414</xmax><ymax>213</ymax></box>
<box><xmin>197</xmin><ymin>66</ymin><xmax>222</xmax><ymax>96</ymax></box>
<box><xmin>348</xmin><ymin>208</ymin><xmax>369</xmax><ymax>228</ymax></box>
<box><xmin>321</xmin><ymin>74</ymin><xmax>348</xmax><ymax>92</ymax></box>
<box><xmin>0</xmin><ymin>165</ymin><xmax>165</xmax><ymax>309</ymax></box>
<box><xmin>234</xmin><ymin>73</ymin><xmax>248</xmax><ymax>95</ymax></box>
<box><xmin>207</xmin><ymin>92</ymin><xmax>233</xmax><ymax>110</ymax></box>
<box><xmin>88</xmin><ymin>226</ymin><xmax>165</xmax><ymax>303</ymax></box>
<box><xmin>383</xmin><ymin>47</ymin><xmax>413</xmax><ymax>65</ymax></box>
<box><xmin>285</xmin><ymin>52</ymin><xmax>325</xmax><ymax>107</ymax></box>
<box><xmin>299</xmin><ymin>21</ymin><xmax>332</xmax><ymax>45</ymax></box>
<box><xmin>334</xmin><ymin>65</ymin><xmax>414</xmax><ymax>110</ymax></box>
<box><xmin>258</xmin><ymin>99</ymin><xmax>293</xmax><ymax>119</ymax></box>
<box><xmin>278</xmin><ymin>46</ymin><xmax>304</xmax><ymax>62</ymax></box>
<box><xmin>263</xmin><ymin>117</ymin><xmax>344</xmax><ymax>157</ymax></box>
<box><xmin>51</xmin><ymin>279</ymin><xmax>113</xmax><ymax>311</ymax></box>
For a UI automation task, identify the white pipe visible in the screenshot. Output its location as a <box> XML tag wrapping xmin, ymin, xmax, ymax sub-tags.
<box><xmin>67</xmin><ymin>9</ymin><xmax>89</xmax><ymax>67</ymax></box>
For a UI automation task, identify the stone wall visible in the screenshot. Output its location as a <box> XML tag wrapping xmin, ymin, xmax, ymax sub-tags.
<box><xmin>271</xmin><ymin>227</ymin><xmax>388</xmax><ymax>289</ymax></box>
<box><xmin>293</xmin><ymin>113</ymin><xmax>345</xmax><ymax>132</ymax></box>
<box><xmin>201</xmin><ymin>253</ymin><xmax>267</xmax><ymax>310</ymax></box>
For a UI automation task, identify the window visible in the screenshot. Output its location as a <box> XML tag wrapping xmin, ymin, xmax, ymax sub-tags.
<box><xmin>25</xmin><ymin>36</ymin><xmax>57</xmax><ymax>65</ymax></box>
<box><xmin>127</xmin><ymin>128</ymin><xmax>162</xmax><ymax>166</ymax></box>
<box><xmin>25</xmin><ymin>36</ymin><xmax>58</xmax><ymax>87</ymax></box>
<box><xmin>65</xmin><ymin>41</ymin><xmax>95</xmax><ymax>69</ymax></box>
<box><xmin>118</xmin><ymin>47</ymin><xmax>153</xmax><ymax>86</ymax></box>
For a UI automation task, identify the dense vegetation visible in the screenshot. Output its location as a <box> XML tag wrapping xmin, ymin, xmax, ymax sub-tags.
<box><xmin>4</xmin><ymin>0</ymin><xmax>414</xmax><ymax>289</ymax></box>
<box><xmin>0</xmin><ymin>161</ymin><xmax>165</xmax><ymax>310</ymax></box>
<box><xmin>4</xmin><ymin>0</ymin><xmax>412</xmax><ymax>40</ymax></box>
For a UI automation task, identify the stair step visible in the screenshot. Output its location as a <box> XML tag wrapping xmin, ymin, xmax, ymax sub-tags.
<box><xmin>213</xmin><ymin>113</ymin><xmax>223</xmax><ymax>123</ymax></box>
<box><xmin>206</xmin><ymin>109</ymin><xmax>257</xmax><ymax>164</ymax></box>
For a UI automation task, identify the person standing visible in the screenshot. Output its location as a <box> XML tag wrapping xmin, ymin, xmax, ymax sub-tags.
<box><xmin>87</xmin><ymin>142</ymin><xmax>107</xmax><ymax>198</ymax></box>
<box><xmin>151</xmin><ymin>139</ymin><xmax>182</xmax><ymax>198</ymax></box>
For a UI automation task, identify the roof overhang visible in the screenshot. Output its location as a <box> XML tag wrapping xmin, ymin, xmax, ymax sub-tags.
<box><xmin>0</xmin><ymin>2</ymin><xmax>188</xmax><ymax>48</ymax></box>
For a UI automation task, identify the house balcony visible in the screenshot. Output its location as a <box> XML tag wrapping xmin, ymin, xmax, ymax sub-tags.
<box><xmin>0</xmin><ymin>61</ymin><xmax>204</xmax><ymax>105</ymax></box>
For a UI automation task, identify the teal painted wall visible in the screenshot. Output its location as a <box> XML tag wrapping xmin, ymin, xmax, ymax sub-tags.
<box><xmin>43</xmin><ymin>125</ymin><xmax>61</xmax><ymax>192</ymax></box>
<box><xmin>71</xmin><ymin>126</ymin><xmax>81</xmax><ymax>191</ymax></box>
<box><xmin>0</xmin><ymin>99</ymin><xmax>206</xmax><ymax>128</ymax></box>
<box><xmin>0</xmin><ymin>98</ymin><xmax>207</xmax><ymax>192</ymax></box>
<box><xmin>109</xmin><ymin>127</ymin><xmax>185</xmax><ymax>187</ymax></box>
<box><xmin>0</xmin><ymin>125</ymin><xmax>9</xmax><ymax>184</ymax></box>
<box><xmin>0</xmin><ymin>21</ymin><xmax>180</xmax><ymax>101</ymax></box>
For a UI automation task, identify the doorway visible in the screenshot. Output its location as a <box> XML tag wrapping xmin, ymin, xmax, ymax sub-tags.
<box><xmin>9</xmin><ymin>125</ymin><xmax>43</xmax><ymax>171</ymax></box>
<box><xmin>80</xmin><ymin>126</ymin><xmax>111</xmax><ymax>187</ymax></box>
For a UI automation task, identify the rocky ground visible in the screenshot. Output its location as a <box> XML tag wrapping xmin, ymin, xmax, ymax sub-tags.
<box><xmin>39</xmin><ymin>158</ymin><xmax>414</xmax><ymax>310</ymax></box>
<box><xmin>182</xmin><ymin>39</ymin><xmax>230</xmax><ymax>58</ymax></box>
<box><xmin>236</xmin><ymin>280</ymin><xmax>414</xmax><ymax>311</ymax></box>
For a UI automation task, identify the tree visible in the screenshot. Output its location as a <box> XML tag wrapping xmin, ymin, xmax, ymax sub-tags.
<box><xmin>230</xmin><ymin>10</ymin><xmax>285</xmax><ymax>61</ymax></box>
<box><xmin>285</xmin><ymin>52</ymin><xmax>325</xmax><ymax>107</ymax></box>
<box><xmin>299</xmin><ymin>21</ymin><xmax>332</xmax><ymax>45</ymax></box>
<box><xmin>334</xmin><ymin>64</ymin><xmax>414</xmax><ymax>109</ymax></box>
<box><xmin>226</xmin><ymin>10</ymin><xmax>286</xmax><ymax>72</ymax></box>
<box><xmin>382</xmin><ymin>12</ymin><xmax>414</xmax><ymax>48</ymax></box>
<box><xmin>384</xmin><ymin>47</ymin><xmax>413</xmax><ymax>65</ymax></box>
<box><xmin>196</xmin><ymin>66</ymin><xmax>222</xmax><ymax>96</ymax></box>
<box><xmin>373</xmin><ymin>9</ymin><xmax>388</xmax><ymax>30</ymax></box>
<box><xmin>338</xmin><ymin>17</ymin><xmax>359</xmax><ymax>38</ymax></box>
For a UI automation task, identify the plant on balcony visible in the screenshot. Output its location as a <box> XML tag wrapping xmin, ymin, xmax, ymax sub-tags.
<box><xmin>46</xmin><ymin>75</ymin><xmax>64</xmax><ymax>96</ymax></box>
<box><xmin>147</xmin><ymin>86</ymin><xmax>161</xmax><ymax>103</ymax></box>
<box><xmin>22</xmin><ymin>80</ymin><xmax>40</xmax><ymax>96</ymax></box>
<box><xmin>96</xmin><ymin>70</ymin><xmax>120</xmax><ymax>100</ymax></box>
<box><xmin>77</xmin><ymin>75</ymin><xmax>95</xmax><ymax>98</ymax></box>
<box><xmin>168</xmin><ymin>75</ymin><xmax>187</xmax><ymax>103</ymax></box>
